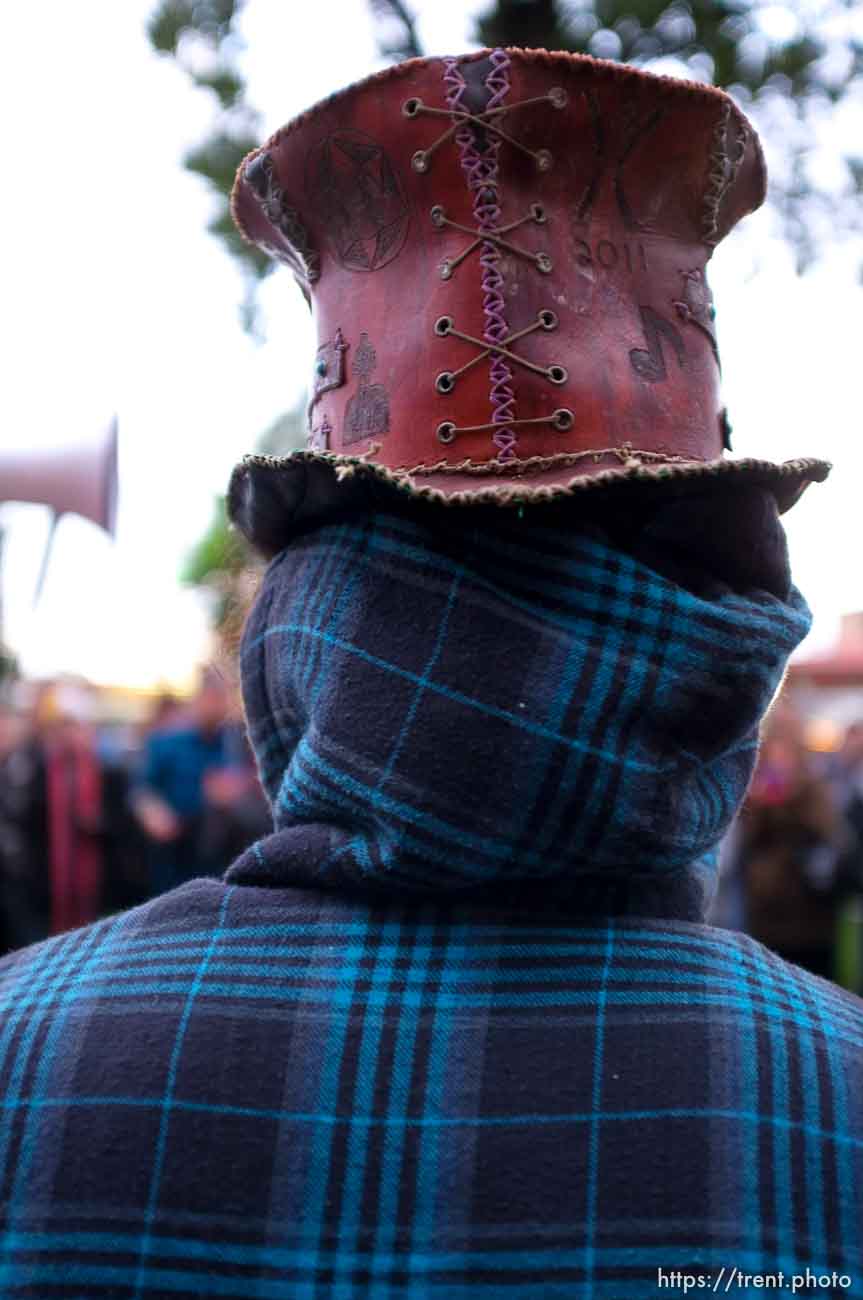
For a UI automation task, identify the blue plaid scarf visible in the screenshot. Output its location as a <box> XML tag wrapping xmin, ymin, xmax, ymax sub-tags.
<box><xmin>229</xmin><ymin>494</ymin><xmax>811</xmax><ymax>917</ymax></box>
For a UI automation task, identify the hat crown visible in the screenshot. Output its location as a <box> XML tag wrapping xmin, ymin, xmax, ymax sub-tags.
<box><xmin>232</xmin><ymin>48</ymin><xmax>765</xmax><ymax>480</ymax></box>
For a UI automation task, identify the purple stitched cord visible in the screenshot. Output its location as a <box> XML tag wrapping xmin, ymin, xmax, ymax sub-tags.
<box><xmin>443</xmin><ymin>50</ymin><xmax>517</xmax><ymax>460</ymax></box>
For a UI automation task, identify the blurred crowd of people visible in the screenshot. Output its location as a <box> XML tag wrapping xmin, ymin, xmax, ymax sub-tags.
<box><xmin>1</xmin><ymin>672</ymin><xmax>862</xmax><ymax>989</ymax></box>
<box><xmin>0</xmin><ymin>670</ymin><xmax>270</xmax><ymax>955</ymax></box>
<box><xmin>713</xmin><ymin>704</ymin><xmax>863</xmax><ymax>989</ymax></box>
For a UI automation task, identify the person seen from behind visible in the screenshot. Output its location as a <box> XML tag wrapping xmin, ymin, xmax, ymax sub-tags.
<box><xmin>0</xmin><ymin>48</ymin><xmax>859</xmax><ymax>1298</ymax></box>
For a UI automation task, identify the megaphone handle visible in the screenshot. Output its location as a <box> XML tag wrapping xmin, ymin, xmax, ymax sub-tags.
<box><xmin>34</xmin><ymin>511</ymin><xmax>60</xmax><ymax>605</ymax></box>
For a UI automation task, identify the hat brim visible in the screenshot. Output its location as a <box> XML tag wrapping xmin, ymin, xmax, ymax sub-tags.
<box><xmin>228</xmin><ymin>448</ymin><xmax>831</xmax><ymax>558</ymax></box>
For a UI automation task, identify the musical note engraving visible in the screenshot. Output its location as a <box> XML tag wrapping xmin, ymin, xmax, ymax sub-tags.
<box><xmin>629</xmin><ymin>307</ymin><xmax>686</xmax><ymax>382</ymax></box>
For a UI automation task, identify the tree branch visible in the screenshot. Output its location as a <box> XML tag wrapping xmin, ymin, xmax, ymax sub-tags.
<box><xmin>368</xmin><ymin>0</ymin><xmax>424</xmax><ymax>61</ymax></box>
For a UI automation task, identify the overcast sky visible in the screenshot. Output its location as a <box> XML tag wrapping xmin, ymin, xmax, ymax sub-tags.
<box><xmin>0</xmin><ymin>0</ymin><xmax>859</xmax><ymax>690</ymax></box>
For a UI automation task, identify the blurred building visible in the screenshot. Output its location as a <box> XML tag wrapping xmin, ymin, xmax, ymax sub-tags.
<box><xmin>786</xmin><ymin>612</ymin><xmax>863</xmax><ymax>752</ymax></box>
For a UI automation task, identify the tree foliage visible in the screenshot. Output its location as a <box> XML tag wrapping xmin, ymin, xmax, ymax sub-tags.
<box><xmin>180</xmin><ymin>403</ymin><xmax>306</xmax><ymax>638</ymax></box>
<box><xmin>473</xmin><ymin>0</ymin><xmax>863</xmax><ymax>270</ymax></box>
<box><xmin>181</xmin><ymin>496</ymin><xmax>247</xmax><ymax>590</ymax></box>
<box><xmin>181</xmin><ymin>403</ymin><xmax>305</xmax><ymax>587</ymax></box>
<box><xmin>477</xmin><ymin>0</ymin><xmax>832</xmax><ymax>95</ymax></box>
<box><xmin>147</xmin><ymin>0</ymin><xmax>271</xmax><ymax>329</ymax></box>
<box><xmin>147</xmin><ymin>0</ymin><xmax>863</xmax><ymax>324</ymax></box>
<box><xmin>369</xmin><ymin>0</ymin><xmax>423</xmax><ymax>59</ymax></box>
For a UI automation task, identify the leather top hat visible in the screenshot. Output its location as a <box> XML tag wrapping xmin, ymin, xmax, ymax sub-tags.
<box><xmin>228</xmin><ymin>47</ymin><xmax>829</xmax><ymax>553</ymax></box>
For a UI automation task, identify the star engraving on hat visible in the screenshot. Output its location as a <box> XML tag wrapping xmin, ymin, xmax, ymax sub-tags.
<box><xmin>308</xmin><ymin>130</ymin><xmax>410</xmax><ymax>272</ymax></box>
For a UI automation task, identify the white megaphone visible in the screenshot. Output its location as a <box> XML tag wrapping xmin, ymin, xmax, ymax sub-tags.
<box><xmin>0</xmin><ymin>417</ymin><xmax>118</xmax><ymax>598</ymax></box>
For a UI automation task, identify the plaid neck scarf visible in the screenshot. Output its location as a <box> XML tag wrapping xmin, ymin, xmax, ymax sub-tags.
<box><xmin>229</xmin><ymin>495</ymin><xmax>811</xmax><ymax>919</ymax></box>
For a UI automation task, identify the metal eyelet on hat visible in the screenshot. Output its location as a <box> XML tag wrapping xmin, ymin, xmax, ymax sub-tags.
<box><xmin>410</xmin><ymin>66</ymin><xmax>568</xmax><ymax>447</ymax></box>
<box><xmin>429</xmin><ymin>314</ymin><xmax>565</xmax><ymax>393</ymax></box>
<box><xmin>433</xmin><ymin>409</ymin><xmax>576</xmax><ymax>441</ymax></box>
<box><xmin>429</xmin><ymin>202</ymin><xmax>553</xmax><ymax>280</ymax></box>
<box><xmin>405</xmin><ymin>87</ymin><xmax>562</xmax><ymax>175</ymax></box>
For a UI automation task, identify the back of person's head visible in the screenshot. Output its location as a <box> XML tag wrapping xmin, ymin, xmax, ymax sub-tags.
<box><xmin>231</xmin><ymin>483</ymin><xmax>810</xmax><ymax>914</ymax></box>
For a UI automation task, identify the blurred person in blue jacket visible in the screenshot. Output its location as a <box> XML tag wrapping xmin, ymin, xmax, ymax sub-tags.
<box><xmin>133</xmin><ymin>669</ymin><xmax>267</xmax><ymax>894</ymax></box>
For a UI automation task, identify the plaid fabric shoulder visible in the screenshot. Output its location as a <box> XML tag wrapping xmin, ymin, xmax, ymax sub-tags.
<box><xmin>0</xmin><ymin>879</ymin><xmax>860</xmax><ymax>1298</ymax></box>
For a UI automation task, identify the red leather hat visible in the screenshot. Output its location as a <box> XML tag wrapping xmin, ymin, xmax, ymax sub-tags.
<box><xmin>228</xmin><ymin>47</ymin><xmax>829</xmax><ymax>552</ymax></box>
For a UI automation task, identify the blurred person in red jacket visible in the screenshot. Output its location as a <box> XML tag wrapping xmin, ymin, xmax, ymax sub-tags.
<box><xmin>0</xmin><ymin>680</ymin><xmax>138</xmax><ymax>950</ymax></box>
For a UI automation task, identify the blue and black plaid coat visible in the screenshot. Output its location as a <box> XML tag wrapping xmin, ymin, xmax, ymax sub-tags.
<box><xmin>0</xmin><ymin>506</ymin><xmax>860</xmax><ymax>1297</ymax></box>
<box><xmin>0</xmin><ymin>879</ymin><xmax>861</xmax><ymax>1297</ymax></box>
